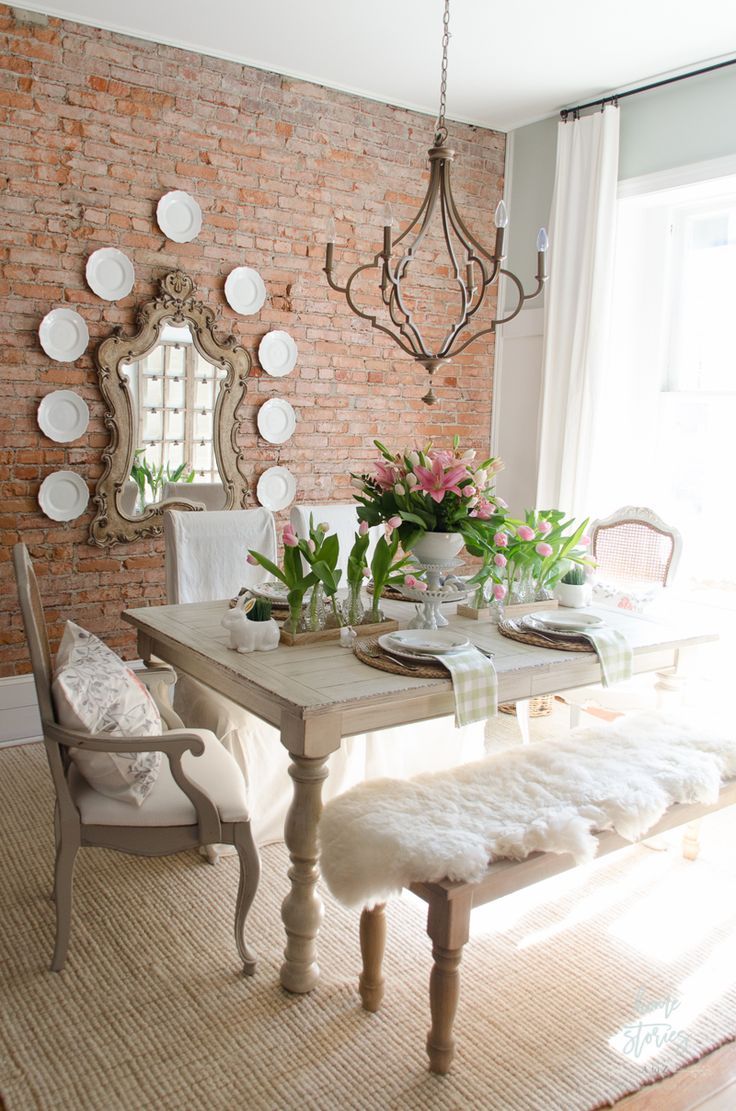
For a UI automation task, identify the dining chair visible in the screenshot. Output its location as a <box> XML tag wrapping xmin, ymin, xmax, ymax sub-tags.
<box><xmin>12</xmin><ymin>542</ymin><xmax>260</xmax><ymax>973</ymax></box>
<box><xmin>562</xmin><ymin>506</ymin><xmax>684</xmax><ymax>726</ymax></box>
<box><xmin>161</xmin><ymin>481</ymin><xmax>227</xmax><ymax>511</ymax></box>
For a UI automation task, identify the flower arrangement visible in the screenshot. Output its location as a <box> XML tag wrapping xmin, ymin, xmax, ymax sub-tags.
<box><xmin>351</xmin><ymin>437</ymin><xmax>507</xmax><ymax>552</ymax></box>
<box><xmin>342</xmin><ymin>520</ymin><xmax>414</xmax><ymax>626</ymax></box>
<box><xmin>247</xmin><ymin>517</ymin><xmax>342</xmax><ymax>633</ymax></box>
<box><xmin>483</xmin><ymin>510</ymin><xmax>593</xmax><ymax>605</ymax></box>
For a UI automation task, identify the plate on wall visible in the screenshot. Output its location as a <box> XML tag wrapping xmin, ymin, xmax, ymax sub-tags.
<box><xmin>37</xmin><ymin>390</ymin><xmax>89</xmax><ymax>443</ymax></box>
<box><xmin>224</xmin><ymin>266</ymin><xmax>267</xmax><ymax>315</ymax></box>
<box><xmin>257</xmin><ymin>398</ymin><xmax>296</xmax><ymax>444</ymax></box>
<box><xmin>259</xmin><ymin>330</ymin><xmax>298</xmax><ymax>377</ymax></box>
<box><xmin>86</xmin><ymin>248</ymin><xmax>135</xmax><ymax>300</ymax></box>
<box><xmin>256</xmin><ymin>466</ymin><xmax>297</xmax><ymax>512</ymax></box>
<box><xmin>38</xmin><ymin>471</ymin><xmax>89</xmax><ymax>522</ymax></box>
<box><xmin>38</xmin><ymin>308</ymin><xmax>89</xmax><ymax>362</ymax></box>
<box><xmin>156</xmin><ymin>190</ymin><xmax>202</xmax><ymax>243</ymax></box>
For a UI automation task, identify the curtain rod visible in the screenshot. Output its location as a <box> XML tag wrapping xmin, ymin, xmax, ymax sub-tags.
<box><xmin>560</xmin><ymin>56</ymin><xmax>736</xmax><ymax>119</ymax></box>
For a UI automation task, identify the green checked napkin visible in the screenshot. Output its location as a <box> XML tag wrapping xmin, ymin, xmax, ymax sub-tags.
<box><xmin>582</xmin><ymin>627</ymin><xmax>633</xmax><ymax>686</ymax></box>
<box><xmin>435</xmin><ymin>648</ymin><xmax>498</xmax><ymax>727</ymax></box>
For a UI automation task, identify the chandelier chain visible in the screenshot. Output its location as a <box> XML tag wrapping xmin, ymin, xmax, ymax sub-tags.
<box><xmin>435</xmin><ymin>0</ymin><xmax>450</xmax><ymax>143</ymax></box>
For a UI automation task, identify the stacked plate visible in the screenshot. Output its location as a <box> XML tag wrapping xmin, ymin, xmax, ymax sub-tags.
<box><xmin>378</xmin><ymin>629</ymin><xmax>470</xmax><ymax>662</ymax></box>
<box><xmin>523</xmin><ymin>610</ymin><xmax>604</xmax><ymax>638</ymax></box>
<box><xmin>250</xmin><ymin>582</ymin><xmax>312</xmax><ymax>609</ymax></box>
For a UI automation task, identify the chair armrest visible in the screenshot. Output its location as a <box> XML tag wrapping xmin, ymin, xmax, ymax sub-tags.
<box><xmin>46</xmin><ymin>722</ymin><xmax>222</xmax><ymax>844</ymax></box>
<box><xmin>135</xmin><ymin>664</ymin><xmax>186</xmax><ymax>730</ymax></box>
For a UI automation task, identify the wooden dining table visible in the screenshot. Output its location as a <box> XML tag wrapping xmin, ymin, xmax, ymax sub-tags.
<box><xmin>122</xmin><ymin>597</ymin><xmax>716</xmax><ymax>994</ymax></box>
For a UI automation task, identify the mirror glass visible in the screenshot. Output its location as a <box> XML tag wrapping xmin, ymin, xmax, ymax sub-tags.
<box><xmin>119</xmin><ymin>323</ymin><xmax>227</xmax><ymax>516</ymax></box>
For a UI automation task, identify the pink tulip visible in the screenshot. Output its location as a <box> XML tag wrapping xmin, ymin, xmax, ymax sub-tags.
<box><xmin>283</xmin><ymin>526</ymin><xmax>298</xmax><ymax>548</ymax></box>
<box><xmin>246</xmin><ymin>552</ymin><xmax>258</xmax><ymax>565</ymax></box>
<box><xmin>493</xmin><ymin>553</ymin><xmax>507</xmax><ymax>568</ymax></box>
<box><xmin>307</xmin><ymin>539</ymin><xmax>316</xmax><ymax>553</ymax></box>
<box><xmin>412</xmin><ymin>580</ymin><xmax>428</xmax><ymax>592</ymax></box>
<box><xmin>358</xmin><ymin>520</ymin><xmax>369</xmax><ymax>535</ymax></box>
<box><xmin>404</xmin><ymin>574</ymin><xmax>418</xmax><ymax>588</ymax></box>
<box><xmin>517</xmin><ymin>525</ymin><xmax>535</xmax><ymax>541</ymax></box>
<box><xmin>494</xmin><ymin>532</ymin><xmax>508</xmax><ymax>547</ymax></box>
<box><xmin>463</xmin><ymin>486</ymin><xmax>476</xmax><ymax>497</ymax></box>
<box><xmin>580</xmin><ymin>534</ymin><xmax>591</xmax><ymax>547</ymax></box>
<box><xmin>361</xmin><ymin>567</ymin><xmax>371</xmax><ymax>578</ymax></box>
<box><xmin>537</xmin><ymin>519</ymin><xmax>552</xmax><ymax>535</ymax></box>
<box><xmin>536</xmin><ymin>542</ymin><xmax>553</xmax><ymax>557</ymax></box>
<box><xmin>387</xmin><ymin>515</ymin><xmax>402</xmax><ymax>529</ymax></box>
<box><xmin>492</xmin><ymin>583</ymin><xmax>507</xmax><ymax>601</ymax></box>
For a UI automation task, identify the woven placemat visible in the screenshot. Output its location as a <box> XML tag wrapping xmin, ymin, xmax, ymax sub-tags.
<box><xmin>353</xmin><ymin>637</ymin><xmax>448</xmax><ymax>678</ymax></box>
<box><xmin>498</xmin><ymin>617</ymin><xmax>595</xmax><ymax>653</ymax></box>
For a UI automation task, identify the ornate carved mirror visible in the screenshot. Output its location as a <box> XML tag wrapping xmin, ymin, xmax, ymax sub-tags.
<box><xmin>90</xmin><ymin>271</ymin><xmax>249</xmax><ymax>546</ymax></box>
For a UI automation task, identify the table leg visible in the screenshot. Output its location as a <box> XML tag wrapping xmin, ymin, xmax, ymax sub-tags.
<box><xmin>280</xmin><ymin>753</ymin><xmax>330</xmax><ymax>993</ymax></box>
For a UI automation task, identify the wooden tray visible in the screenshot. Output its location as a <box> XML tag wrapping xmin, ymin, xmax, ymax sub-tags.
<box><xmin>458</xmin><ymin>599</ymin><xmax>559</xmax><ymax>621</ymax></box>
<box><xmin>279</xmin><ymin>617</ymin><xmax>399</xmax><ymax>647</ymax></box>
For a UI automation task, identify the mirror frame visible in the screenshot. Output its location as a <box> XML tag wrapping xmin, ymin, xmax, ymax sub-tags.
<box><xmin>89</xmin><ymin>270</ymin><xmax>250</xmax><ymax>547</ymax></box>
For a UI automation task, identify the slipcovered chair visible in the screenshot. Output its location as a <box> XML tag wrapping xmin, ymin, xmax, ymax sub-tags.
<box><xmin>289</xmin><ymin>502</ymin><xmax>381</xmax><ymax>576</ymax></box>
<box><xmin>12</xmin><ymin>543</ymin><xmax>259</xmax><ymax>974</ymax></box>
<box><xmin>165</xmin><ymin>507</ymin><xmax>485</xmax><ymax>844</ymax></box>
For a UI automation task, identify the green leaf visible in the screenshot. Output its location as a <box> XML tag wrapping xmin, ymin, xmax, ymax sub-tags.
<box><xmin>247</xmin><ymin>551</ymin><xmax>286</xmax><ymax>586</ymax></box>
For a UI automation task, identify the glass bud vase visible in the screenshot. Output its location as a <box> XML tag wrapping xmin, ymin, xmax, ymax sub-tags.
<box><xmin>300</xmin><ymin>584</ymin><xmax>326</xmax><ymax>633</ymax></box>
<box><xmin>341</xmin><ymin>583</ymin><xmax>365</xmax><ymax>627</ymax></box>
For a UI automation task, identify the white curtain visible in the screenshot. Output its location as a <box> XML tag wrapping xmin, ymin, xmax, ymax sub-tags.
<box><xmin>536</xmin><ymin>107</ymin><xmax>620</xmax><ymax>518</ymax></box>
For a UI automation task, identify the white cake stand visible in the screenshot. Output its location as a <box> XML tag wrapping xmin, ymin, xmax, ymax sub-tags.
<box><xmin>404</xmin><ymin>557</ymin><xmax>463</xmax><ymax>630</ymax></box>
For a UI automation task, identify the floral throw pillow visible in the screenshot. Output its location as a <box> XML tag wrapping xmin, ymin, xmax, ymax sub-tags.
<box><xmin>52</xmin><ymin>622</ymin><xmax>163</xmax><ymax>806</ymax></box>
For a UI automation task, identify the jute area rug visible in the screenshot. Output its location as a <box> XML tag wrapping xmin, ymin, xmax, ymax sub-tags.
<box><xmin>1</xmin><ymin>742</ymin><xmax>735</xmax><ymax>1111</ymax></box>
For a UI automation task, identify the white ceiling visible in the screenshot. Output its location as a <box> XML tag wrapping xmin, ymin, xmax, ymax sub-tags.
<box><xmin>18</xmin><ymin>0</ymin><xmax>736</xmax><ymax>131</ymax></box>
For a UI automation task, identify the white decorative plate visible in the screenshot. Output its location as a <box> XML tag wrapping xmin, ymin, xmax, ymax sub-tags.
<box><xmin>37</xmin><ymin>390</ymin><xmax>89</xmax><ymax>443</ymax></box>
<box><xmin>532</xmin><ymin>610</ymin><xmax>603</xmax><ymax>631</ymax></box>
<box><xmin>85</xmin><ymin>248</ymin><xmax>135</xmax><ymax>300</ymax></box>
<box><xmin>38</xmin><ymin>471</ymin><xmax>89</xmax><ymax>522</ymax></box>
<box><xmin>259</xmin><ymin>330</ymin><xmax>298</xmax><ymax>377</ymax></box>
<box><xmin>224</xmin><ymin>266</ymin><xmax>267</xmax><ymax>315</ymax></box>
<box><xmin>38</xmin><ymin>308</ymin><xmax>89</xmax><ymax>362</ymax></box>
<box><xmin>256</xmin><ymin>466</ymin><xmax>297</xmax><ymax>511</ymax></box>
<box><xmin>381</xmin><ymin>630</ymin><xmax>470</xmax><ymax>657</ymax></box>
<box><xmin>156</xmin><ymin>190</ymin><xmax>202</xmax><ymax>243</ymax></box>
<box><xmin>257</xmin><ymin>398</ymin><xmax>296</xmax><ymax>444</ymax></box>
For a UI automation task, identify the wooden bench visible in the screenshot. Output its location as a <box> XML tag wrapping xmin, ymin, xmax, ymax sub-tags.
<box><xmin>347</xmin><ymin>784</ymin><xmax>736</xmax><ymax>1075</ymax></box>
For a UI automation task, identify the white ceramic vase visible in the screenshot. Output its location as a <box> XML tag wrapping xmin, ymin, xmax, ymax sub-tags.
<box><xmin>555</xmin><ymin>582</ymin><xmax>592</xmax><ymax>609</ymax></box>
<box><xmin>410</xmin><ymin>531</ymin><xmax>465</xmax><ymax>563</ymax></box>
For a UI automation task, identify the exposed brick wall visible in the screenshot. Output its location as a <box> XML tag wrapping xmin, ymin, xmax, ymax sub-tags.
<box><xmin>0</xmin><ymin>5</ymin><xmax>505</xmax><ymax>675</ymax></box>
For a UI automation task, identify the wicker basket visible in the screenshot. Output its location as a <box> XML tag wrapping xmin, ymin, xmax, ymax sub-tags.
<box><xmin>499</xmin><ymin>695</ymin><xmax>553</xmax><ymax>718</ymax></box>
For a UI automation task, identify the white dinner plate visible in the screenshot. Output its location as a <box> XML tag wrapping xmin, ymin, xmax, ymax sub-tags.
<box><xmin>37</xmin><ymin>390</ymin><xmax>89</xmax><ymax>443</ymax></box>
<box><xmin>256</xmin><ymin>466</ymin><xmax>297</xmax><ymax>511</ymax></box>
<box><xmin>85</xmin><ymin>248</ymin><xmax>135</xmax><ymax>300</ymax></box>
<box><xmin>533</xmin><ymin>610</ymin><xmax>603</xmax><ymax>631</ymax></box>
<box><xmin>38</xmin><ymin>471</ymin><xmax>89</xmax><ymax>522</ymax></box>
<box><xmin>38</xmin><ymin>308</ymin><xmax>89</xmax><ymax>362</ymax></box>
<box><xmin>224</xmin><ymin>266</ymin><xmax>267</xmax><ymax>315</ymax></box>
<box><xmin>380</xmin><ymin>630</ymin><xmax>471</xmax><ymax>657</ymax></box>
<box><xmin>257</xmin><ymin>398</ymin><xmax>296</xmax><ymax>444</ymax></box>
<box><xmin>156</xmin><ymin>190</ymin><xmax>202</xmax><ymax>243</ymax></box>
<box><xmin>259</xmin><ymin>330</ymin><xmax>298</xmax><ymax>377</ymax></box>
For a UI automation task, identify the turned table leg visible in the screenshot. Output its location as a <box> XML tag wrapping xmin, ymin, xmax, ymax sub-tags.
<box><xmin>682</xmin><ymin>819</ymin><xmax>701</xmax><ymax>861</ymax></box>
<box><xmin>359</xmin><ymin>903</ymin><xmax>386</xmax><ymax>1012</ymax></box>
<box><xmin>279</xmin><ymin>752</ymin><xmax>330</xmax><ymax>994</ymax></box>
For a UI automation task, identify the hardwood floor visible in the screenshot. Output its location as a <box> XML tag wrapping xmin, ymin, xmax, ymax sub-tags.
<box><xmin>613</xmin><ymin>1040</ymin><xmax>736</xmax><ymax>1110</ymax></box>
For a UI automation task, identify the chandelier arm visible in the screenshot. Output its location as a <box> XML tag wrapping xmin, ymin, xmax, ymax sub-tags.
<box><xmin>393</xmin><ymin>163</ymin><xmax>442</xmax><ymax>279</ymax></box>
<box><xmin>392</xmin><ymin>163</ymin><xmax>439</xmax><ymax>252</ymax></box>
<box><xmin>323</xmin><ymin>265</ymin><xmax>348</xmax><ymax>295</ymax></box>
<box><xmin>441</xmin><ymin>321</ymin><xmax>497</xmax><ymax>360</ymax></box>
<box><xmin>343</xmin><ymin>261</ymin><xmax>424</xmax><ymax>358</ymax></box>
<box><xmin>443</xmin><ymin>172</ymin><xmax>499</xmax><ymax>268</ymax></box>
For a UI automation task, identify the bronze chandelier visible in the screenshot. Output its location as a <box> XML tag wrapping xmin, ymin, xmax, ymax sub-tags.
<box><xmin>323</xmin><ymin>0</ymin><xmax>549</xmax><ymax>405</ymax></box>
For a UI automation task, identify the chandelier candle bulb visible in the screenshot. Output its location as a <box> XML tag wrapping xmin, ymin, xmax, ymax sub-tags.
<box><xmin>537</xmin><ymin>227</ymin><xmax>549</xmax><ymax>279</ymax></box>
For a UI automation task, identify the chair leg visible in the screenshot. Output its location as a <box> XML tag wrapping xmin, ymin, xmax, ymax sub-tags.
<box><xmin>359</xmin><ymin>903</ymin><xmax>386</xmax><ymax>1012</ymax></box>
<box><xmin>516</xmin><ymin>699</ymin><xmax>531</xmax><ymax>744</ymax></box>
<box><xmin>51</xmin><ymin>833</ymin><xmax>79</xmax><ymax>972</ymax></box>
<box><xmin>232</xmin><ymin>823</ymin><xmax>261</xmax><ymax>976</ymax></box>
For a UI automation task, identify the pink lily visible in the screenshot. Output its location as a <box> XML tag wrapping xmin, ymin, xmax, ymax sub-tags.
<box><xmin>373</xmin><ymin>459</ymin><xmax>399</xmax><ymax>490</ymax></box>
<box><xmin>387</xmin><ymin>515</ymin><xmax>402</xmax><ymax>529</ymax></box>
<box><xmin>358</xmin><ymin>520</ymin><xmax>369</xmax><ymax>535</ymax></box>
<box><xmin>414</xmin><ymin>458</ymin><xmax>469</xmax><ymax>504</ymax></box>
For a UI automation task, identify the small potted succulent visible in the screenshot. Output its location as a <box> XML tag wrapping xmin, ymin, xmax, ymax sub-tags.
<box><xmin>221</xmin><ymin>596</ymin><xmax>280</xmax><ymax>652</ymax></box>
<box><xmin>554</xmin><ymin>565</ymin><xmax>593</xmax><ymax>609</ymax></box>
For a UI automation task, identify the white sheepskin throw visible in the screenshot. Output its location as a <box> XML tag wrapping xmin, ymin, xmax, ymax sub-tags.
<box><xmin>318</xmin><ymin>712</ymin><xmax>736</xmax><ymax>908</ymax></box>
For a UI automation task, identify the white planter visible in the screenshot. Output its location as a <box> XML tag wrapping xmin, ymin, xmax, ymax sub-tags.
<box><xmin>555</xmin><ymin>582</ymin><xmax>592</xmax><ymax>609</ymax></box>
<box><xmin>221</xmin><ymin>611</ymin><xmax>280</xmax><ymax>652</ymax></box>
<box><xmin>410</xmin><ymin>531</ymin><xmax>465</xmax><ymax>563</ymax></box>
